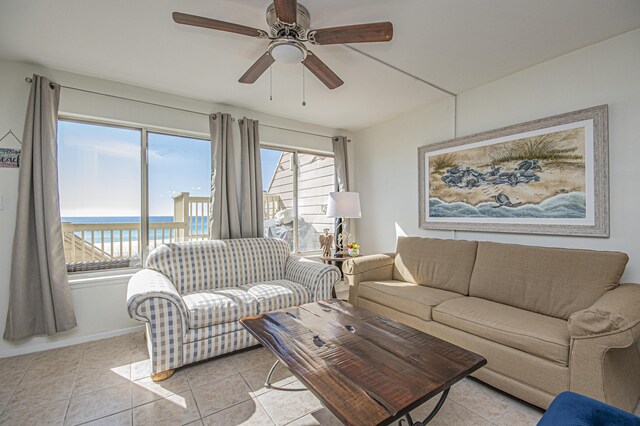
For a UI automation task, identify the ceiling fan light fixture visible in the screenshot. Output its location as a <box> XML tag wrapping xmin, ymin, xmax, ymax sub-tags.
<box><xmin>173</xmin><ymin>0</ymin><xmax>393</xmax><ymax>90</ymax></box>
<box><xmin>269</xmin><ymin>41</ymin><xmax>306</xmax><ymax>64</ymax></box>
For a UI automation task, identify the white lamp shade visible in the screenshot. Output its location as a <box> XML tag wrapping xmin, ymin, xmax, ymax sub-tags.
<box><xmin>326</xmin><ymin>192</ymin><xmax>361</xmax><ymax>219</ymax></box>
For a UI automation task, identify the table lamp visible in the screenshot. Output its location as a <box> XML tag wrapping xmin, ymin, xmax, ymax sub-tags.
<box><xmin>326</xmin><ymin>192</ymin><xmax>361</xmax><ymax>256</ymax></box>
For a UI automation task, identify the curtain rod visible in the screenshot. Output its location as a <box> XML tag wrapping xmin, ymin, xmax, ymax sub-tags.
<box><xmin>24</xmin><ymin>76</ymin><xmax>342</xmax><ymax>141</ymax></box>
<box><xmin>259</xmin><ymin>123</ymin><xmax>346</xmax><ymax>141</ymax></box>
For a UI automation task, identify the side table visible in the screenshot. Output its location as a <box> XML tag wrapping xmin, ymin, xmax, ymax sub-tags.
<box><xmin>320</xmin><ymin>254</ymin><xmax>361</xmax><ymax>298</ymax></box>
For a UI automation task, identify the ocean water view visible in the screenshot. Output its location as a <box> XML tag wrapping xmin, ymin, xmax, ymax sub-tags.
<box><xmin>62</xmin><ymin>216</ymin><xmax>209</xmax><ymax>246</ymax></box>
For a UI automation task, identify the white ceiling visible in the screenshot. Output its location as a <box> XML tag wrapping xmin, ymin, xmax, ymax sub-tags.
<box><xmin>1</xmin><ymin>0</ymin><xmax>639</xmax><ymax>130</ymax></box>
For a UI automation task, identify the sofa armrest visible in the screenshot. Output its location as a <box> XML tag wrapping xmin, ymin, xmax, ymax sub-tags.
<box><xmin>343</xmin><ymin>253</ymin><xmax>395</xmax><ymax>306</ymax></box>
<box><xmin>568</xmin><ymin>284</ymin><xmax>640</xmax><ymax>339</ymax></box>
<box><xmin>127</xmin><ymin>269</ymin><xmax>189</xmax><ymax>323</ymax></box>
<box><xmin>285</xmin><ymin>256</ymin><xmax>341</xmax><ymax>301</ymax></box>
<box><xmin>568</xmin><ymin>284</ymin><xmax>640</xmax><ymax>411</ymax></box>
<box><xmin>127</xmin><ymin>269</ymin><xmax>189</xmax><ymax>374</ymax></box>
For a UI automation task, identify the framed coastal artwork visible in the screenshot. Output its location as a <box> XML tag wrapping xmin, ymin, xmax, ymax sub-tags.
<box><xmin>418</xmin><ymin>105</ymin><xmax>609</xmax><ymax>237</ymax></box>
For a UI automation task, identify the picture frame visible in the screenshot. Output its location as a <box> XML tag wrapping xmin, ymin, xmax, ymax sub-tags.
<box><xmin>418</xmin><ymin>105</ymin><xmax>609</xmax><ymax>237</ymax></box>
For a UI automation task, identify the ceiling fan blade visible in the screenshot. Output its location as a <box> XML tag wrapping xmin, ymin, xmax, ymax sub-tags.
<box><xmin>274</xmin><ymin>0</ymin><xmax>298</xmax><ymax>24</ymax></box>
<box><xmin>303</xmin><ymin>52</ymin><xmax>344</xmax><ymax>90</ymax></box>
<box><xmin>310</xmin><ymin>22</ymin><xmax>393</xmax><ymax>45</ymax></box>
<box><xmin>173</xmin><ymin>12</ymin><xmax>265</xmax><ymax>38</ymax></box>
<box><xmin>239</xmin><ymin>52</ymin><xmax>275</xmax><ymax>84</ymax></box>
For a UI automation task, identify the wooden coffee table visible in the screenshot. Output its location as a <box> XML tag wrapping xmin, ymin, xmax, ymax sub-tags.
<box><xmin>240</xmin><ymin>299</ymin><xmax>487</xmax><ymax>426</ymax></box>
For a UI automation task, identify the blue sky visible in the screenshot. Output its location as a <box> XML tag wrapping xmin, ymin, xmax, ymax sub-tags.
<box><xmin>58</xmin><ymin>121</ymin><xmax>280</xmax><ymax>217</ymax></box>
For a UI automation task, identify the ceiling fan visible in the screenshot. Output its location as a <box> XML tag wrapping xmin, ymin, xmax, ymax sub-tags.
<box><xmin>172</xmin><ymin>0</ymin><xmax>393</xmax><ymax>90</ymax></box>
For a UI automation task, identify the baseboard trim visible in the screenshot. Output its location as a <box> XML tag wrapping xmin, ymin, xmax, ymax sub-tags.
<box><xmin>0</xmin><ymin>325</ymin><xmax>145</xmax><ymax>358</ymax></box>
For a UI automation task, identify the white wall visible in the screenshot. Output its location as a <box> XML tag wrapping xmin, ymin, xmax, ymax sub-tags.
<box><xmin>0</xmin><ymin>58</ymin><xmax>346</xmax><ymax>356</ymax></box>
<box><xmin>353</xmin><ymin>28</ymin><xmax>640</xmax><ymax>283</ymax></box>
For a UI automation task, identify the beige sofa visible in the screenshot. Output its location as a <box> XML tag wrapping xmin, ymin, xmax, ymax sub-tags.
<box><xmin>344</xmin><ymin>236</ymin><xmax>640</xmax><ymax>412</ymax></box>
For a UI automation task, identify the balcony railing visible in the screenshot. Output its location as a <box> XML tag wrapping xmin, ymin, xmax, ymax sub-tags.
<box><xmin>62</xmin><ymin>192</ymin><xmax>284</xmax><ymax>270</ymax></box>
<box><xmin>264</xmin><ymin>193</ymin><xmax>285</xmax><ymax>220</ymax></box>
<box><xmin>62</xmin><ymin>221</ymin><xmax>186</xmax><ymax>262</ymax></box>
<box><xmin>172</xmin><ymin>192</ymin><xmax>209</xmax><ymax>241</ymax></box>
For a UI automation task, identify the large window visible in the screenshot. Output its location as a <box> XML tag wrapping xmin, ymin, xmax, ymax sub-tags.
<box><xmin>58</xmin><ymin>119</ymin><xmax>210</xmax><ymax>272</ymax></box>
<box><xmin>148</xmin><ymin>132</ymin><xmax>211</xmax><ymax>249</ymax></box>
<box><xmin>59</xmin><ymin>121</ymin><xmax>143</xmax><ymax>269</ymax></box>
<box><xmin>261</xmin><ymin>147</ymin><xmax>335</xmax><ymax>253</ymax></box>
<box><xmin>58</xmin><ymin>118</ymin><xmax>335</xmax><ymax>273</ymax></box>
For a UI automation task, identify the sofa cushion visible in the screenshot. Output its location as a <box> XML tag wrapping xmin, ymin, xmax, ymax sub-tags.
<box><xmin>433</xmin><ymin>297</ymin><xmax>570</xmax><ymax>365</ymax></box>
<box><xmin>358</xmin><ymin>280</ymin><xmax>464</xmax><ymax>321</ymax></box>
<box><xmin>241</xmin><ymin>280</ymin><xmax>311</xmax><ymax>313</ymax></box>
<box><xmin>393</xmin><ymin>237</ymin><xmax>478</xmax><ymax>295</ymax></box>
<box><xmin>146</xmin><ymin>238</ymin><xmax>290</xmax><ymax>294</ymax></box>
<box><xmin>469</xmin><ymin>242</ymin><xmax>628</xmax><ymax>320</ymax></box>
<box><xmin>182</xmin><ymin>287</ymin><xmax>259</xmax><ymax>329</ymax></box>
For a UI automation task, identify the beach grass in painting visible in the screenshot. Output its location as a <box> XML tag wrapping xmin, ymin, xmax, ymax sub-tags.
<box><xmin>428</xmin><ymin>128</ymin><xmax>586</xmax><ymax>219</ymax></box>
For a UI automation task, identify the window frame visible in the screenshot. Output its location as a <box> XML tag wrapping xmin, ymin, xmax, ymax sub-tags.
<box><xmin>57</xmin><ymin>115</ymin><xmax>335</xmax><ymax>276</ymax></box>
<box><xmin>58</xmin><ymin>115</ymin><xmax>210</xmax><ymax>274</ymax></box>
<box><xmin>261</xmin><ymin>143</ymin><xmax>336</xmax><ymax>256</ymax></box>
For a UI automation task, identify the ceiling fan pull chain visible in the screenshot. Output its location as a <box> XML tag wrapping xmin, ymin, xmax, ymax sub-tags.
<box><xmin>269</xmin><ymin>63</ymin><xmax>273</xmax><ymax>101</ymax></box>
<box><xmin>302</xmin><ymin>63</ymin><xmax>306</xmax><ymax>106</ymax></box>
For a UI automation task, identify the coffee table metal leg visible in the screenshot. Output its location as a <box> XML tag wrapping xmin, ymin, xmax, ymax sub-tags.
<box><xmin>264</xmin><ymin>360</ymin><xmax>307</xmax><ymax>392</ymax></box>
<box><xmin>399</xmin><ymin>388</ymin><xmax>450</xmax><ymax>426</ymax></box>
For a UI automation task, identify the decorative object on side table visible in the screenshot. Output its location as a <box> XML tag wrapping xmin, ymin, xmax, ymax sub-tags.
<box><xmin>418</xmin><ymin>105</ymin><xmax>609</xmax><ymax>237</ymax></box>
<box><xmin>326</xmin><ymin>191</ymin><xmax>361</xmax><ymax>256</ymax></box>
<box><xmin>347</xmin><ymin>242</ymin><xmax>360</xmax><ymax>257</ymax></box>
<box><xmin>319</xmin><ymin>228</ymin><xmax>334</xmax><ymax>258</ymax></box>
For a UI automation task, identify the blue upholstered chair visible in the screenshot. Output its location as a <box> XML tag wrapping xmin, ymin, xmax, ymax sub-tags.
<box><xmin>538</xmin><ymin>392</ymin><xmax>640</xmax><ymax>426</ymax></box>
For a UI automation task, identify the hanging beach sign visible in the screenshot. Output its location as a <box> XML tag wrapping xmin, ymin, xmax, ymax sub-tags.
<box><xmin>0</xmin><ymin>148</ymin><xmax>20</xmax><ymax>168</ymax></box>
<box><xmin>0</xmin><ymin>129</ymin><xmax>22</xmax><ymax>168</ymax></box>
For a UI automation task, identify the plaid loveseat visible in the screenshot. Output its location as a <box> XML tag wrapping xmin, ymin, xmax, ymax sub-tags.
<box><xmin>127</xmin><ymin>238</ymin><xmax>340</xmax><ymax>380</ymax></box>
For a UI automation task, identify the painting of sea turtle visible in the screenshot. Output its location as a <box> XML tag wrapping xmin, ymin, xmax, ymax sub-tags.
<box><xmin>427</xmin><ymin>127</ymin><xmax>587</xmax><ymax>219</ymax></box>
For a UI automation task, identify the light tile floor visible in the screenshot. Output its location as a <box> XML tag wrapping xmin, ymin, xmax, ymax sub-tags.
<box><xmin>0</xmin><ymin>332</ymin><xmax>638</xmax><ymax>425</ymax></box>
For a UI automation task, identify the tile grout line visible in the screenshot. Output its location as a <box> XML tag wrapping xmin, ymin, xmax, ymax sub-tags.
<box><xmin>74</xmin><ymin>407</ymin><xmax>132</xmax><ymax>426</ymax></box>
<box><xmin>64</xmin><ymin>337</ymin><xmax>134</xmax><ymax>425</ymax></box>
<box><xmin>129</xmin><ymin>334</ymin><xmax>135</xmax><ymax>425</ymax></box>
<box><xmin>446</xmin><ymin>398</ymin><xmax>498</xmax><ymax>426</ymax></box>
<box><xmin>200</xmin><ymin>398</ymin><xmax>270</xmax><ymax>424</ymax></box>
<box><xmin>447</xmin><ymin>387</ymin><xmax>507</xmax><ymax>425</ymax></box>
<box><xmin>194</xmin><ymin>362</ymin><xmax>264</xmax><ymax>420</ymax></box>
<box><xmin>2</xmin><ymin>352</ymin><xmax>37</xmax><ymax>419</ymax></box>
<box><xmin>282</xmin><ymin>410</ymin><xmax>313</xmax><ymax>426</ymax></box>
<box><xmin>254</xmin><ymin>396</ymin><xmax>278</xmax><ymax>426</ymax></box>
<box><xmin>236</xmin><ymin>364</ymin><xmax>278</xmax><ymax>425</ymax></box>
<box><xmin>63</xmin><ymin>343</ymin><xmax>88</xmax><ymax>425</ymax></box>
<box><xmin>8</xmin><ymin>347</ymin><xmax>82</xmax><ymax>423</ymax></box>
<box><xmin>253</xmin><ymin>374</ymin><xmax>320</xmax><ymax>426</ymax></box>
<box><xmin>183</xmin><ymin>358</ymin><xmax>206</xmax><ymax>423</ymax></box>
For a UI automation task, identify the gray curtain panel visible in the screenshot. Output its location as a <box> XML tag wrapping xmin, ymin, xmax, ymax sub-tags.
<box><xmin>333</xmin><ymin>136</ymin><xmax>349</xmax><ymax>192</ymax></box>
<box><xmin>332</xmin><ymin>136</ymin><xmax>350</xmax><ymax>240</ymax></box>
<box><xmin>209</xmin><ymin>112</ymin><xmax>241</xmax><ymax>240</ymax></box>
<box><xmin>238</xmin><ymin>118</ymin><xmax>264</xmax><ymax>238</ymax></box>
<box><xmin>4</xmin><ymin>74</ymin><xmax>77</xmax><ymax>341</ymax></box>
